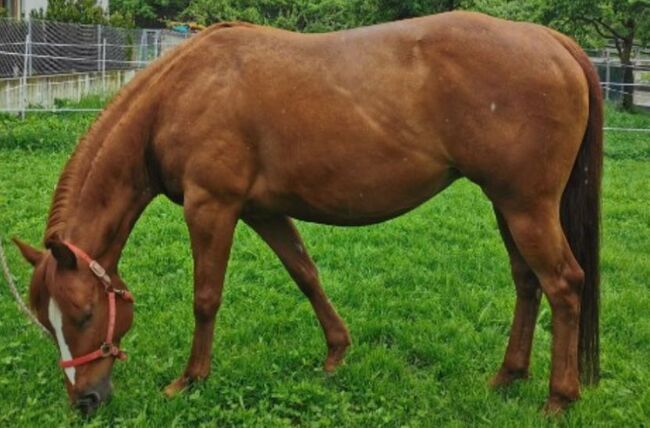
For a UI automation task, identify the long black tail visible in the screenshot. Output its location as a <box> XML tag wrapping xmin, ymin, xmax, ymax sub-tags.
<box><xmin>552</xmin><ymin>31</ymin><xmax>604</xmax><ymax>385</ymax></box>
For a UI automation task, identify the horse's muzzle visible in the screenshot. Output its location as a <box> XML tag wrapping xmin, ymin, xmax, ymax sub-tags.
<box><xmin>74</xmin><ymin>377</ymin><xmax>112</xmax><ymax>415</ymax></box>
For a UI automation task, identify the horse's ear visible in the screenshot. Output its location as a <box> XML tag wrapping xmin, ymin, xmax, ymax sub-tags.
<box><xmin>46</xmin><ymin>239</ymin><xmax>77</xmax><ymax>270</ymax></box>
<box><xmin>12</xmin><ymin>237</ymin><xmax>43</xmax><ymax>267</ymax></box>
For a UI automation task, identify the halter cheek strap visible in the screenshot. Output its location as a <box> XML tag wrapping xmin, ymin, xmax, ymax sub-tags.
<box><xmin>57</xmin><ymin>241</ymin><xmax>133</xmax><ymax>369</ymax></box>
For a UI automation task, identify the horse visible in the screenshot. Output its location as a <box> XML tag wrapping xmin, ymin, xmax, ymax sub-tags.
<box><xmin>11</xmin><ymin>11</ymin><xmax>602</xmax><ymax>415</ymax></box>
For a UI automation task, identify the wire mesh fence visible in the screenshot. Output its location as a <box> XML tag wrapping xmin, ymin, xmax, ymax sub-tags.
<box><xmin>0</xmin><ymin>17</ymin><xmax>190</xmax><ymax>115</ymax></box>
<box><xmin>0</xmin><ymin>18</ymin><xmax>189</xmax><ymax>78</ymax></box>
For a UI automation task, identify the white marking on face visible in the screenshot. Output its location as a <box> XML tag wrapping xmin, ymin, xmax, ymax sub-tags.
<box><xmin>490</xmin><ymin>102</ymin><xmax>496</xmax><ymax>112</ymax></box>
<box><xmin>48</xmin><ymin>298</ymin><xmax>76</xmax><ymax>385</ymax></box>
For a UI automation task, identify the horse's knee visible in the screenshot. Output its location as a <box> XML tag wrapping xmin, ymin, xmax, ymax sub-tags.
<box><xmin>194</xmin><ymin>290</ymin><xmax>221</xmax><ymax>322</ymax></box>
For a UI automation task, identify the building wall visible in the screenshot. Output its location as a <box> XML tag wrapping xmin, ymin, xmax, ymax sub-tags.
<box><xmin>22</xmin><ymin>0</ymin><xmax>47</xmax><ymax>16</ymax></box>
<box><xmin>2</xmin><ymin>0</ymin><xmax>21</xmax><ymax>18</ymax></box>
<box><xmin>6</xmin><ymin>0</ymin><xmax>109</xmax><ymax>18</ymax></box>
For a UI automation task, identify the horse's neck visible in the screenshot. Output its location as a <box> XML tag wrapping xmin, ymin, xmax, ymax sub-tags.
<box><xmin>61</xmin><ymin>110</ymin><xmax>156</xmax><ymax>270</ymax></box>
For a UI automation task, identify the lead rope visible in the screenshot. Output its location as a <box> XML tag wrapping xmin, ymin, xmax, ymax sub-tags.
<box><xmin>0</xmin><ymin>239</ymin><xmax>50</xmax><ymax>336</ymax></box>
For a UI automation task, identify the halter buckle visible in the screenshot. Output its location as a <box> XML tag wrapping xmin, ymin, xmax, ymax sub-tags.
<box><xmin>89</xmin><ymin>260</ymin><xmax>112</xmax><ymax>286</ymax></box>
<box><xmin>100</xmin><ymin>342</ymin><xmax>119</xmax><ymax>358</ymax></box>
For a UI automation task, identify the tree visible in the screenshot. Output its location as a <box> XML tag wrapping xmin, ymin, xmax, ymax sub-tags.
<box><xmin>110</xmin><ymin>0</ymin><xmax>190</xmax><ymax>27</ymax></box>
<box><xmin>542</xmin><ymin>0</ymin><xmax>650</xmax><ymax>110</ymax></box>
<box><xmin>179</xmin><ymin>0</ymin><xmax>470</xmax><ymax>31</ymax></box>
<box><xmin>181</xmin><ymin>0</ymin><xmax>359</xmax><ymax>31</ymax></box>
<box><xmin>470</xmin><ymin>0</ymin><xmax>546</xmax><ymax>22</ymax></box>
<box><xmin>362</xmin><ymin>0</ymin><xmax>463</xmax><ymax>22</ymax></box>
<box><xmin>33</xmin><ymin>0</ymin><xmax>135</xmax><ymax>27</ymax></box>
<box><xmin>42</xmin><ymin>0</ymin><xmax>106</xmax><ymax>24</ymax></box>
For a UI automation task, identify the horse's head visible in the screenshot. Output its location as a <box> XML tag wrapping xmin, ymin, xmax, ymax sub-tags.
<box><xmin>12</xmin><ymin>237</ymin><xmax>134</xmax><ymax>414</ymax></box>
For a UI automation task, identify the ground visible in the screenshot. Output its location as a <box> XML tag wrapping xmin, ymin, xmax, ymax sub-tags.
<box><xmin>0</xmin><ymin>102</ymin><xmax>648</xmax><ymax>426</ymax></box>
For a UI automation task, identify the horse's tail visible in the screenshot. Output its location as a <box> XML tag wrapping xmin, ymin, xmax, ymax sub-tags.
<box><xmin>552</xmin><ymin>31</ymin><xmax>604</xmax><ymax>385</ymax></box>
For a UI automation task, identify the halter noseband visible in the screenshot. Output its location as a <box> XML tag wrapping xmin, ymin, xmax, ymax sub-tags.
<box><xmin>57</xmin><ymin>241</ymin><xmax>133</xmax><ymax>369</ymax></box>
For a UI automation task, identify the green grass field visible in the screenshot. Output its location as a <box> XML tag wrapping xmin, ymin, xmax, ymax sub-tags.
<box><xmin>1</xmin><ymin>103</ymin><xmax>649</xmax><ymax>427</ymax></box>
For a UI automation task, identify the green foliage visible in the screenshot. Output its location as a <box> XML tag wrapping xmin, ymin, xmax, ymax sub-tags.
<box><xmin>539</xmin><ymin>0</ymin><xmax>650</xmax><ymax>48</ymax></box>
<box><xmin>180</xmin><ymin>0</ymin><xmax>351</xmax><ymax>31</ymax></box>
<box><xmin>359</xmin><ymin>0</ymin><xmax>462</xmax><ymax>22</ymax></box>
<box><xmin>34</xmin><ymin>0</ymin><xmax>135</xmax><ymax>27</ymax></box>
<box><xmin>178</xmin><ymin>0</ymin><xmax>469</xmax><ymax>30</ymax></box>
<box><xmin>470</xmin><ymin>0</ymin><xmax>546</xmax><ymax>23</ymax></box>
<box><xmin>0</xmin><ymin>112</ymin><xmax>96</xmax><ymax>151</ymax></box>
<box><xmin>0</xmin><ymin>101</ymin><xmax>649</xmax><ymax>425</ymax></box>
<box><xmin>604</xmin><ymin>103</ymin><xmax>650</xmax><ymax>160</ymax></box>
<box><xmin>44</xmin><ymin>0</ymin><xmax>104</xmax><ymax>24</ymax></box>
<box><xmin>104</xmin><ymin>0</ymin><xmax>650</xmax><ymax>51</ymax></box>
<box><xmin>110</xmin><ymin>0</ymin><xmax>192</xmax><ymax>27</ymax></box>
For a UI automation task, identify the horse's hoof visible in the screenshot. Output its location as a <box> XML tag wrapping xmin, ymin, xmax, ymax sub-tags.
<box><xmin>163</xmin><ymin>376</ymin><xmax>190</xmax><ymax>398</ymax></box>
<box><xmin>542</xmin><ymin>395</ymin><xmax>573</xmax><ymax>416</ymax></box>
<box><xmin>323</xmin><ymin>344</ymin><xmax>349</xmax><ymax>373</ymax></box>
<box><xmin>488</xmin><ymin>367</ymin><xmax>529</xmax><ymax>388</ymax></box>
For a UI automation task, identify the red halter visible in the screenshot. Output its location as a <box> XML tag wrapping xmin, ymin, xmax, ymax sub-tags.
<box><xmin>58</xmin><ymin>241</ymin><xmax>133</xmax><ymax>369</ymax></box>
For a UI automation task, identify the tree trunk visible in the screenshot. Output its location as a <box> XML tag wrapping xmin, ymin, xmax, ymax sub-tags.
<box><xmin>619</xmin><ymin>39</ymin><xmax>635</xmax><ymax>111</ymax></box>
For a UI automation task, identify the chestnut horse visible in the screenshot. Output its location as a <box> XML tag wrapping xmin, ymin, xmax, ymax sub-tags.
<box><xmin>13</xmin><ymin>11</ymin><xmax>602</xmax><ymax>414</ymax></box>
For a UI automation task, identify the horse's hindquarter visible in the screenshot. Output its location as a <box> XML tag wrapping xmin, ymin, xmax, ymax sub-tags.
<box><xmin>153</xmin><ymin>13</ymin><xmax>589</xmax><ymax>222</ymax></box>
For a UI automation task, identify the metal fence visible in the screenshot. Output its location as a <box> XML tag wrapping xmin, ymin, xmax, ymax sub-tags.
<box><xmin>0</xmin><ymin>17</ymin><xmax>190</xmax><ymax>115</ymax></box>
<box><xmin>0</xmin><ymin>18</ymin><xmax>188</xmax><ymax>78</ymax></box>
<box><xmin>589</xmin><ymin>48</ymin><xmax>650</xmax><ymax>107</ymax></box>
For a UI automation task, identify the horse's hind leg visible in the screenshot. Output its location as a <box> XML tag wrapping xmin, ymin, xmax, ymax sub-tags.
<box><xmin>243</xmin><ymin>214</ymin><xmax>351</xmax><ymax>372</ymax></box>
<box><xmin>490</xmin><ymin>208</ymin><xmax>542</xmax><ymax>387</ymax></box>
<box><xmin>498</xmin><ymin>204</ymin><xmax>584</xmax><ymax>412</ymax></box>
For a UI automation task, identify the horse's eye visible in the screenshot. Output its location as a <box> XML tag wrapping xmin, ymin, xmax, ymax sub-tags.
<box><xmin>77</xmin><ymin>312</ymin><xmax>92</xmax><ymax>329</ymax></box>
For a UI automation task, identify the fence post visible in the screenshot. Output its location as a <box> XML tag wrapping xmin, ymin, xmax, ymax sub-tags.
<box><xmin>27</xmin><ymin>17</ymin><xmax>33</xmax><ymax>77</ymax></box>
<box><xmin>138</xmin><ymin>31</ymin><xmax>146</xmax><ymax>64</ymax></box>
<box><xmin>605</xmin><ymin>49</ymin><xmax>611</xmax><ymax>101</ymax></box>
<box><xmin>97</xmin><ymin>25</ymin><xmax>102</xmax><ymax>72</ymax></box>
<box><xmin>20</xmin><ymin>33</ymin><xmax>30</xmax><ymax>119</ymax></box>
<box><xmin>102</xmin><ymin>38</ymin><xmax>107</xmax><ymax>93</ymax></box>
<box><xmin>154</xmin><ymin>30</ymin><xmax>160</xmax><ymax>59</ymax></box>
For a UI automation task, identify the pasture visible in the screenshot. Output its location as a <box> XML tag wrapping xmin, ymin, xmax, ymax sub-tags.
<box><xmin>0</xmin><ymin>103</ymin><xmax>649</xmax><ymax>426</ymax></box>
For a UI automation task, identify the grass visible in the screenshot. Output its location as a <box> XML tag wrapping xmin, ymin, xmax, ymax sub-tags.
<box><xmin>0</xmin><ymin>103</ymin><xmax>649</xmax><ymax>427</ymax></box>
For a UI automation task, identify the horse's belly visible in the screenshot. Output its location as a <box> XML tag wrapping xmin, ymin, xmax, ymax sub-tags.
<box><xmin>249</xmin><ymin>156</ymin><xmax>456</xmax><ymax>226</ymax></box>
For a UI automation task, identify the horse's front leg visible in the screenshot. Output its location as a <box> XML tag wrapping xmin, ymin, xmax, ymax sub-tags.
<box><xmin>243</xmin><ymin>214</ymin><xmax>351</xmax><ymax>372</ymax></box>
<box><xmin>164</xmin><ymin>190</ymin><xmax>240</xmax><ymax>397</ymax></box>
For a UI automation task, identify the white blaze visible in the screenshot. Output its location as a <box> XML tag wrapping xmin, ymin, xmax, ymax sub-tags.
<box><xmin>48</xmin><ymin>298</ymin><xmax>76</xmax><ymax>385</ymax></box>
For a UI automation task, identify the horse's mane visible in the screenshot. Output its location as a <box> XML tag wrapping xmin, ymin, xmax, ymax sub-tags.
<box><xmin>43</xmin><ymin>21</ymin><xmax>254</xmax><ymax>245</ymax></box>
<box><xmin>43</xmin><ymin>75</ymin><xmax>148</xmax><ymax>245</ymax></box>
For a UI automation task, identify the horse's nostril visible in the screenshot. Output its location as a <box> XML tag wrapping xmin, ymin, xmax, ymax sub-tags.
<box><xmin>84</xmin><ymin>391</ymin><xmax>101</xmax><ymax>405</ymax></box>
<box><xmin>76</xmin><ymin>391</ymin><xmax>101</xmax><ymax>414</ymax></box>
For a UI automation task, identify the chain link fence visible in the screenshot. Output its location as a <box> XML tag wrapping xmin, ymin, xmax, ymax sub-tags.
<box><xmin>0</xmin><ymin>17</ymin><xmax>190</xmax><ymax>114</ymax></box>
<box><xmin>588</xmin><ymin>48</ymin><xmax>650</xmax><ymax>108</ymax></box>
